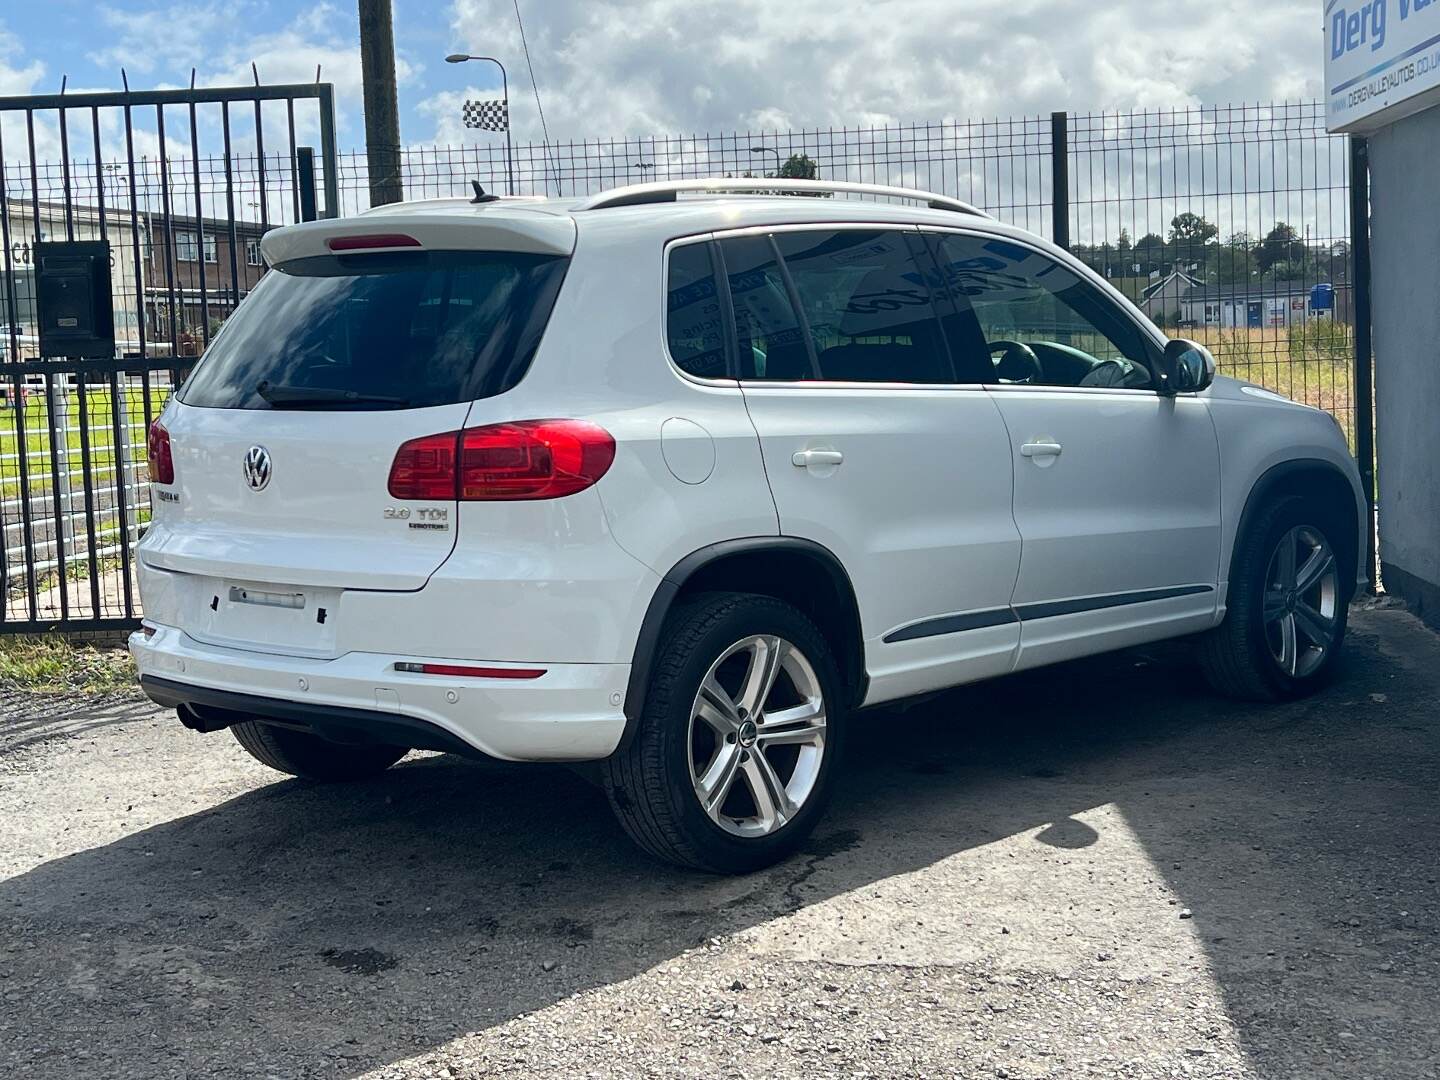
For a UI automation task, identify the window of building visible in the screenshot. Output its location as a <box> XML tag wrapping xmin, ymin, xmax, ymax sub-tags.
<box><xmin>245</xmin><ymin>239</ymin><xmax>263</xmax><ymax>267</ymax></box>
<box><xmin>176</xmin><ymin>231</ymin><xmax>199</xmax><ymax>262</ymax></box>
<box><xmin>204</xmin><ymin>234</ymin><xmax>218</xmax><ymax>264</ymax></box>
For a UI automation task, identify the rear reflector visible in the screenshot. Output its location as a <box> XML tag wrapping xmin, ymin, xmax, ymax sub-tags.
<box><xmin>395</xmin><ymin>662</ymin><xmax>546</xmax><ymax>679</ymax></box>
<box><xmin>147</xmin><ymin>420</ymin><xmax>174</xmax><ymax>485</ymax></box>
<box><xmin>388</xmin><ymin>419</ymin><xmax>616</xmax><ymax>501</ymax></box>
<box><xmin>326</xmin><ymin>233</ymin><xmax>422</xmax><ymax>251</ymax></box>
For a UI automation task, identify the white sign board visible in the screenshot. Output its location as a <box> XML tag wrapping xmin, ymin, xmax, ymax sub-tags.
<box><xmin>1326</xmin><ymin>0</ymin><xmax>1440</xmax><ymax>131</ymax></box>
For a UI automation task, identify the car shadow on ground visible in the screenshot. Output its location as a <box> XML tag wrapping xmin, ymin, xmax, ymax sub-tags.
<box><xmin>2</xmin><ymin>610</ymin><xmax>1437</xmax><ymax>1077</ymax></box>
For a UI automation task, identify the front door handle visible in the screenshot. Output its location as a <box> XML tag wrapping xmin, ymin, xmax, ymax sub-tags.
<box><xmin>792</xmin><ymin>448</ymin><xmax>844</xmax><ymax>468</ymax></box>
<box><xmin>1019</xmin><ymin>440</ymin><xmax>1063</xmax><ymax>459</ymax></box>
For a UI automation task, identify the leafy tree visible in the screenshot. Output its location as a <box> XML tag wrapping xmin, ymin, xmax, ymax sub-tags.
<box><xmin>1168</xmin><ymin>212</ymin><xmax>1219</xmax><ymax>245</ymax></box>
<box><xmin>1257</xmin><ymin>222</ymin><xmax>1306</xmax><ymax>273</ymax></box>
<box><xmin>776</xmin><ymin>153</ymin><xmax>818</xmax><ymax>180</ymax></box>
<box><xmin>1213</xmin><ymin>232</ymin><xmax>1258</xmax><ymax>285</ymax></box>
<box><xmin>1132</xmin><ymin>232</ymin><xmax>1168</xmax><ymax>274</ymax></box>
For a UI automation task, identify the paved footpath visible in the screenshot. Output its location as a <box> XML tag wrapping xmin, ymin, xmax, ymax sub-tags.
<box><xmin>1</xmin><ymin>605</ymin><xmax>1437</xmax><ymax>1079</ymax></box>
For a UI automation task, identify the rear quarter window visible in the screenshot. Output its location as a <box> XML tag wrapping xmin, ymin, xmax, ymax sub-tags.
<box><xmin>180</xmin><ymin>250</ymin><xmax>568</xmax><ymax>410</ymax></box>
<box><xmin>665</xmin><ymin>242</ymin><xmax>728</xmax><ymax>378</ymax></box>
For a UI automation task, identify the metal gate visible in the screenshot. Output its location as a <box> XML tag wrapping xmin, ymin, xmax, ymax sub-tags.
<box><xmin>0</xmin><ymin>80</ymin><xmax>338</xmax><ymax>632</ymax></box>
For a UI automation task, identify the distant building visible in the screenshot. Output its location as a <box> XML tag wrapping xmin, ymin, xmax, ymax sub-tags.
<box><xmin>0</xmin><ymin>200</ymin><xmax>267</xmax><ymax>357</ymax></box>
<box><xmin>1140</xmin><ymin>270</ymin><xmax>1203</xmax><ymax>323</ymax></box>
<box><xmin>1175</xmin><ymin>281</ymin><xmax>1353</xmax><ymax>329</ymax></box>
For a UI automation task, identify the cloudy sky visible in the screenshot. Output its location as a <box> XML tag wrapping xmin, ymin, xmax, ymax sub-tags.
<box><xmin>2</xmin><ymin>0</ymin><xmax>1325</xmax><ymax>149</ymax></box>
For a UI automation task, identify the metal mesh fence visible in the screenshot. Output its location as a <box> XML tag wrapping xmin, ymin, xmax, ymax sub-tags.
<box><xmin>0</xmin><ymin>95</ymin><xmax>1361</xmax><ymax>629</ymax></box>
<box><xmin>1063</xmin><ymin>103</ymin><xmax>1355</xmax><ymax>441</ymax></box>
<box><xmin>337</xmin><ymin>102</ymin><xmax>1355</xmax><ymax>437</ymax></box>
<box><xmin>336</xmin><ymin>115</ymin><xmax>1057</xmax><ymax>232</ymax></box>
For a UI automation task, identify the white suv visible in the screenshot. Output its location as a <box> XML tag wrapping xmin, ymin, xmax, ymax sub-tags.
<box><xmin>132</xmin><ymin>178</ymin><xmax>1366</xmax><ymax>872</ymax></box>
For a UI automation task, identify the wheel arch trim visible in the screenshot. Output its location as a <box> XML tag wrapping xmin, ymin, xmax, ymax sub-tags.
<box><xmin>619</xmin><ymin>536</ymin><xmax>866</xmax><ymax>747</ymax></box>
<box><xmin>1229</xmin><ymin>458</ymin><xmax>1365</xmax><ymax>593</ymax></box>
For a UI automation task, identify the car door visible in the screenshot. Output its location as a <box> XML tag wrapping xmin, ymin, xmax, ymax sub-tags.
<box><xmin>925</xmin><ymin>229</ymin><xmax>1223</xmax><ymax>671</ymax></box>
<box><xmin>716</xmin><ymin>225</ymin><xmax>1022</xmax><ymax>705</ymax></box>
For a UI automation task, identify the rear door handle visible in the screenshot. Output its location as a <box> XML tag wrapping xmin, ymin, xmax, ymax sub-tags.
<box><xmin>792</xmin><ymin>448</ymin><xmax>844</xmax><ymax>468</ymax></box>
<box><xmin>1019</xmin><ymin>440</ymin><xmax>1063</xmax><ymax>459</ymax></box>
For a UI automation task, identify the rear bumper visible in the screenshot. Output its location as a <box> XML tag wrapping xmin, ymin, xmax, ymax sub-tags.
<box><xmin>130</xmin><ymin>625</ymin><xmax>629</xmax><ymax>762</ymax></box>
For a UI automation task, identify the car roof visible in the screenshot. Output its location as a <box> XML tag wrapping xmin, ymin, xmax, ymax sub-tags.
<box><xmin>263</xmin><ymin>181</ymin><xmax>1061</xmax><ymax>264</ymax></box>
<box><xmin>351</xmin><ymin>188</ymin><xmax>1046</xmax><ymax>248</ymax></box>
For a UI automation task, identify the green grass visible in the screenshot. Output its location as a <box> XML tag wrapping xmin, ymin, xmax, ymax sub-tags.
<box><xmin>0</xmin><ymin>634</ymin><xmax>136</xmax><ymax>694</ymax></box>
<box><xmin>0</xmin><ymin>386</ymin><xmax>170</xmax><ymax>501</ymax></box>
<box><xmin>1189</xmin><ymin>326</ymin><xmax>1356</xmax><ymax>449</ymax></box>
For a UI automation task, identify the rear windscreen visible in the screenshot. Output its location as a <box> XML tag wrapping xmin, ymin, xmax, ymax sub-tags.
<box><xmin>179</xmin><ymin>250</ymin><xmax>569</xmax><ymax>410</ymax></box>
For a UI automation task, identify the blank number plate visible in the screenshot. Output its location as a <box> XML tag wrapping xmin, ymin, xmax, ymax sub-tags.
<box><xmin>228</xmin><ymin>586</ymin><xmax>305</xmax><ymax>610</ymax></box>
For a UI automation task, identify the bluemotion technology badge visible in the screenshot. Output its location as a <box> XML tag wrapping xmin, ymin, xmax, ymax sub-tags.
<box><xmin>243</xmin><ymin>445</ymin><xmax>272</xmax><ymax>492</ymax></box>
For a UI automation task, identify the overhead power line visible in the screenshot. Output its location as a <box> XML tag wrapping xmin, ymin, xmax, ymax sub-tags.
<box><xmin>511</xmin><ymin>0</ymin><xmax>562</xmax><ymax>196</ymax></box>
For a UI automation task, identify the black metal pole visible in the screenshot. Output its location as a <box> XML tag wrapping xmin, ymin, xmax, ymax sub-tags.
<box><xmin>358</xmin><ymin>0</ymin><xmax>403</xmax><ymax>206</ymax></box>
<box><xmin>297</xmin><ymin>147</ymin><xmax>318</xmax><ymax>222</ymax></box>
<box><xmin>501</xmin><ymin>64</ymin><xmax>514</xmax><ymax>196</ymax></box>
<box><xmin>1050</xmin><ymin>110</ymin><xmax>1070</xmax><ymax>251</ymax></box>
<box><xmin>1348</xmin><ymin>134</ymin><xmax>1376</xmax><ymax>591</ymax></box>
<box><xmin>449</xmin><ymin>56</ymin><xmax>514</xmax><ymax>195</ymax></box>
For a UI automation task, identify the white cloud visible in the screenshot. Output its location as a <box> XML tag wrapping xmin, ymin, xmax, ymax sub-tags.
<box><xmin>89</xmin><ymin>5</ymin><xmax>229</xmax><ymax>77</ymax></box>
<box><xmin>0</xmin><ymin>19</ymin><xmax>44</xmax><ymax>97</ymax></box>
<box><xmin>429</xmin><ymin>0</ymin><xmax>1323</xmax><ymax>143</ymax></box>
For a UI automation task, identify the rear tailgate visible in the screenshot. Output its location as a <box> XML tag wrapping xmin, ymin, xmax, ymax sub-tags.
<box><xmin>142</xmin><ymin>399</ymin><xmax>468</xmax><ymax>591</ymax></box>
<box><xmin>136</xmin><ymin>209</ymin><xmax>575</xmax><ymax>654</ymax></box>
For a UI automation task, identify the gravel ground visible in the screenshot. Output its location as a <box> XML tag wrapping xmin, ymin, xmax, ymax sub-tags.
<box><xmin>1</xmin><ymin>604</ymin><xmax>1437</xmax><ymax>1079</ymax></box>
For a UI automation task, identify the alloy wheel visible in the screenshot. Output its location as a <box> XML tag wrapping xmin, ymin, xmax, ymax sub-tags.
<box><xmin>687</xmin><ymin>634</ymin><xmax>827</xmax><ymax>838</ymax></box>
<box><xmin>1263</xmin><ymin>525</ymin><xmax>1339</xmax><ymax>679</ymax></box>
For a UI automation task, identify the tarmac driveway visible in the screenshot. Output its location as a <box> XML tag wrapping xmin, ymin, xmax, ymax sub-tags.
<box><xmin>1</xmin><ymin>604</ymin><xmax>1436</xmax><ymax>1078</ymax></box>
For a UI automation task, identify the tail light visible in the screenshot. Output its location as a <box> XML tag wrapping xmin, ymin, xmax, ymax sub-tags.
<box><xmin>147</xmin><ymin>420</ymin><xmax>175</xmax><ymax>485</ymax></box>
<box><xmin>387</xmin><ymin>431</ymin><xmax>458</xmax><ymax>501</ymax></box>
<box><xmin>388</xmin><ymin>420</ymin><xmax>615</xmax><ymax>501</ymax></box>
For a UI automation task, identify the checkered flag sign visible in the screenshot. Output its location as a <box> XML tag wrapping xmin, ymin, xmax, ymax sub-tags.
<box><xmin>463</xmin><ymin>99</ymin><xmax>509</xmax><ymax>132</ymax></box>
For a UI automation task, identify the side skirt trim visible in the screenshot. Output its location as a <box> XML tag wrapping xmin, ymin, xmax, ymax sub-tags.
<box><xmin>1013</xmin><ymin>584</ymin><xmax>1214</xmax><ymax>622</ymax></box>
<box><xmin>881</xmin><ymin>584</ymin><xmax>1216</xmax><ymax>644</ymax></box>
<box><xmin>882</xmin><ymin>607</ymin><xmax>1017</xmax><ymax>643</ymax></box>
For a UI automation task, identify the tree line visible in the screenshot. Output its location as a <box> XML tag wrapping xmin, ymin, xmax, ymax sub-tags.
<box><xmin>1071</xmin><ymin>214</ymin><xmax>1350</xmax><ymax>289</ymax></box>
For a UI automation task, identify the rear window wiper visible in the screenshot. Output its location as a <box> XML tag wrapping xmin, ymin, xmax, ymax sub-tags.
<box><xmin>255</xmin><ymin>381</ymin><xmax>410</xmax><ymax>408</ymax></box>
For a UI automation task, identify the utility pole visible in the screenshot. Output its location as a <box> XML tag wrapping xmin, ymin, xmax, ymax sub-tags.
<box><xmin>358</xmin><ymin>0</ymin><xmax>403</xmax><ymax>206</ymax></box>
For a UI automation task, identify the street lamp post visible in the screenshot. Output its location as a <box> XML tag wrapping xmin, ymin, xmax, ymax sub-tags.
<box><xmin>446</xmin><ymin>53</ymin><xmax>515</xmax><ymax>196</ymax></box>
<box><xmin>749</xmin><ymin>145</ymin><xmax>782</xmax><ymax>175</ymax></box>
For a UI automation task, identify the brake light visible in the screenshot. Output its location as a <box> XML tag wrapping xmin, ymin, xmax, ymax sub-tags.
<box><xmin>147</xmin><ymin>420</ymin><xmax>174</xmax><ymax>485</ymax></box>
<box><xmin>388</xmin><ymin>420</ymin><xmax>615</xmax><ymax>501</ymax></box>
<box><xmin>326</xmin><ymin>233</ymin><xmax>422</xmax><ymax>251</ymax></box>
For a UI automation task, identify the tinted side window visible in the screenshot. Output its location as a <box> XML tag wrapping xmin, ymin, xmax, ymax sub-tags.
<box><xmin>665</xmin><ymin>242</ymin><xmax>728</xmax><ymax>378</ymax></box>
<box><xmin>717</xmin><ymin>230</ymin><xmax>957</xmax><ymax>384</ymax></box>
<box><xmin>930</xmin><ymin>234</ymin><xmax>1156</xmax><ymax>390</ymax></box>
<box><xmin>718</xmin><ymin>234</ymin><xmax>815</xmax><ymax>380</ymax></box>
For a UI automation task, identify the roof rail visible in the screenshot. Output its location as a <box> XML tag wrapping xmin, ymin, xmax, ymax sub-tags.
<box><xmin>572</xmin><ymin>178</ymin><xmax>991</xmax><ymax>216</ymax></box>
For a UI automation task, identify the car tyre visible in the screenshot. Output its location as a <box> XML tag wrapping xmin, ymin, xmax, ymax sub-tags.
<box><xmin>231</xmin><ymin>720</ymin><xmax>407</xmax><ymax>781</ymax></box>
<box><xmin>1198</xmin><ymin>495</ymin><xmax>1350</xmax><ymax>701</ymax></box>
<box><xmin>604</xmin><ymin>592</ymin><xmax>846</xmax><ymax>873</ymax></box>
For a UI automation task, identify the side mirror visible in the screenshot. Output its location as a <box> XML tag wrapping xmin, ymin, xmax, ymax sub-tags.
<box><xmin>1161</xmin><ymin>338</ymin><xmax>1216</xmax><ymax>395</ymax></box>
